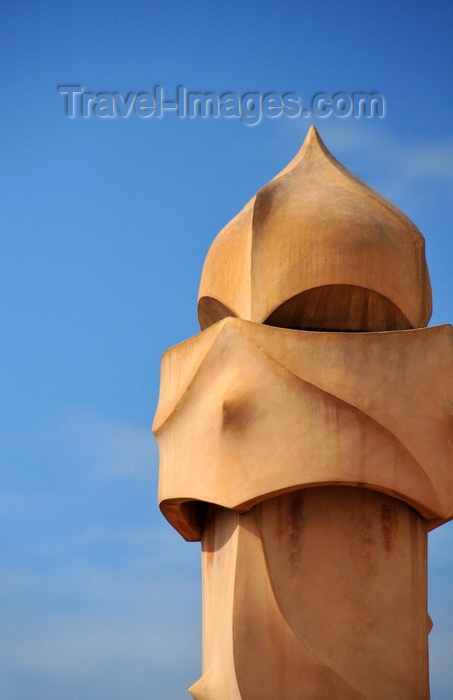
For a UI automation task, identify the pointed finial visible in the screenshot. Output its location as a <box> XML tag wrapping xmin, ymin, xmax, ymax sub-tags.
<box><xmin>198</xmin><ymin>129</ymin><xmax>432</xmax><ymax>332</ymax></box>
<box><xmin>269</xmin><ymin>125</ymin><xmax>327</xmax><ymax>179</ymax></box>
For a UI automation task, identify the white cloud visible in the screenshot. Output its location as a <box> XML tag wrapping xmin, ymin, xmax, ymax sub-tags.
<box><xmin>428</xmin><ymin>522</ymin><xmax>453</xmax><ymax>698</ymax></box>
<box><xmin>316</xmin><ymin>123</ymin><xmax>453</xmax><ymax>211</ymax></box>
<box><xmin>1</xmin><ymin>614</ymin><xmax>198</xmax><ymax>678</ymax></box>
<box><xmin>394</xmin><ymin>142</ymin><xmax>453</xmax><ymax>181</ymax></box>
<box><xmin>42</xmin><ymin>408</ymin><xmax>157</xmax><ymax>480</ymax></box>
<box><xmin>0</xmin><ymin>520</ymin><xmax>201</xmax><ymax>699</ymax></box>
<box><xmin>0</xmin><ymin>492</ymin><xmax>53</xmax><ymax>518</ymax></box>
<box><xmin>314</xmin><ymin>122</ymin><xmax>453</xmax><ymax>179</ymax></box>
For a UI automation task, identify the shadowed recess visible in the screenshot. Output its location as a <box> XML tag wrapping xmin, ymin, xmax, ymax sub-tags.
<box><xmin>265</xmin><ymin>284</ymin><xmax>413</xmax><ymax>331</ymax></box>
<box><xmin>198</xmin><ymin>297</ymin><xmax>236</xmax><ymax>331</ymax></box>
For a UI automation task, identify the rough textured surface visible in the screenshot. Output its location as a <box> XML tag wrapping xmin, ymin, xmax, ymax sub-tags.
<box><xmin>153</xmin><ymin>128</ymin><xmax>450</xmax><ymax>698</ymax></box>
<box><xmin>198</xmin><ymin>127</ymin><xmax>432</xmax><ymax>331</ymax></box>
<box><xmin>153</xmin><ymin>318</ymin><xmax>453</xmax><ymax>540</ymax></box>
<box><xmin>190</xmin><ymin>488</ymin><xmax>429</xmax><ymax>700</ymax></box>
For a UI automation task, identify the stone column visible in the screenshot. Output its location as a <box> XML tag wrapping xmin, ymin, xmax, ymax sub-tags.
<box><xmin>193</xmin><ymin>490</ymin><xmax>429</xmax><ymax>699</ymax></box>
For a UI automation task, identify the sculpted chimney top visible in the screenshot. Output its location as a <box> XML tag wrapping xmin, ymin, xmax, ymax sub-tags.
<box><xmin>155</xmin><ymin>127</ymin><xmax>452</xmax><ymax>698</ymax></box>
<box><xmin>198</xmin><ymin>126</ymin><xmax>432</xmax><ymax>332</ymax></box>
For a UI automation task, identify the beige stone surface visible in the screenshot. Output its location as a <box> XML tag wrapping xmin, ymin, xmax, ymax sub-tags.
<box><xmin>198</xmin><ymin>127</ymin><xmax>432</xmax><ymax>332</ymax></box>
<box><xmin>190</xmin><ymin>488</ymin><xmax>429</xmax><ymax>700</ymax></box>
<box><xmin>153</xmin><ymin>127</ymin><xmax>450</xmax><ymax>698</ymax></box>
<box><xmin>153</xmin><ymin>318</ymin><xmax>453</xmax><ymax>541</ymax></box>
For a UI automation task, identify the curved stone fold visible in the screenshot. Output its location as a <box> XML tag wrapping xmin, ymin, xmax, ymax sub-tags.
<box><xmin>153</xmin><ymin>318</ymin><xmax>453</xmax><ymax>540</ymax></box>
<box><xmin>198</xmin><ymin>126</ymin><xmax>432</xmax><ymax>332</ymax></box>
<box><xmin>153</xmin><ymin>128</ymin><xmax>451</xmax><ymax>698</ymax></box>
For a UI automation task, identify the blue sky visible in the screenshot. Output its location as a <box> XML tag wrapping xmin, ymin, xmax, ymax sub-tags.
<box><xmin>1</xmin><ymin>0</ymin><xmax>453</xmax><ymax>698</ymax></box>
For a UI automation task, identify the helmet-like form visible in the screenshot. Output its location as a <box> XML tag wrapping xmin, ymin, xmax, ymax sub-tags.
<box><xmin>198</xmin><ymin>127</ymin><xmax>432</xmax><ymax>332</ymax></box>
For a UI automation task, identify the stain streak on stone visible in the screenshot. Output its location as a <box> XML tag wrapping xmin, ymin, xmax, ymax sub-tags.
<box><xmin>286</xmin><ymin>492</ymin><xmax>304</xmax><ymax>567</ymax></box>
<box><xmin>381</xmin><ymin>502</ymin><xmax>398</xmax><ymax>553</ymax></box>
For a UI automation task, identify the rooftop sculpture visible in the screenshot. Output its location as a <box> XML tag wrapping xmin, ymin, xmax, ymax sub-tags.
<box><xmin>153</xmin><ymin>126</ymin><xmax>453</xmax><ymax>699</ymax></box>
